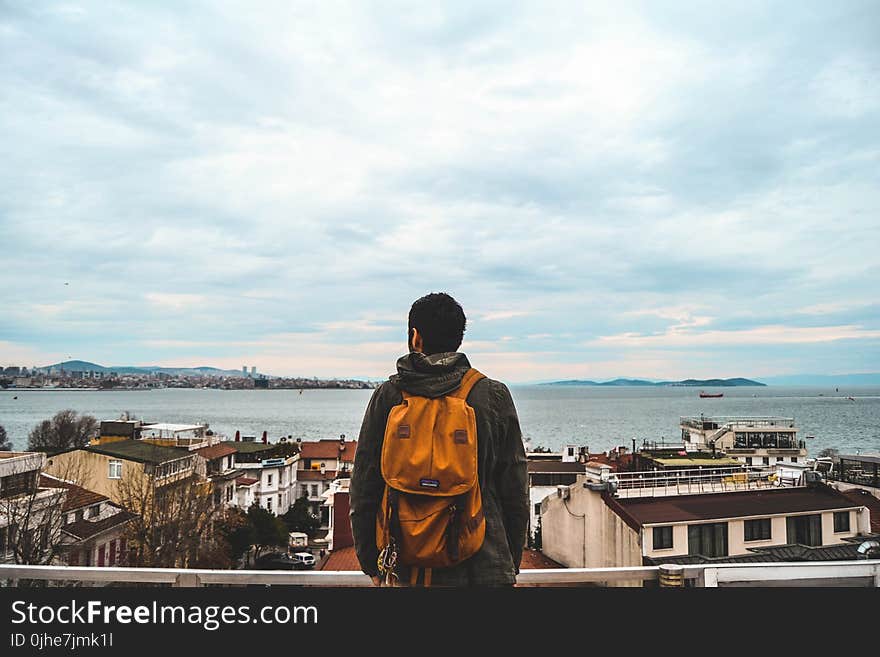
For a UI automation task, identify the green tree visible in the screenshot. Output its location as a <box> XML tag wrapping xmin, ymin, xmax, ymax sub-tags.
<box><xmin>27</xmin><ymin>410</ymin><xmax>98</xmax><ymax>453</ymax></box>
<box><xmin>247</xmin><ymin>504</ymin><xmax>288</xmax><ymax>558</ymax></box>
<box><xmin>224</xmin><ymin>508</ymin><xmax>256</xmax><ymax>562</ymax></box>
<box><xmin>280</xmin><ymin>496</ymin><xmax>320</xmax><ymax>535</ymax></box>
<box><xmin>0</xmin><ymin>424</ymin><xmax>11</xmax><ymax>451</ymax></box>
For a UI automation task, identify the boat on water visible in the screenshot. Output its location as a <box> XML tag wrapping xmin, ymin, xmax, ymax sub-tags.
<box><xmin>699</xmin><ymin>391</ymin><xmax>724</xmax><ymax>398</ymax></box>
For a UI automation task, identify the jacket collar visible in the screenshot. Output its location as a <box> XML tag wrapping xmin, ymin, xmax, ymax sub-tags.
<box><xmin>389</xmin><ymin>351</ymin><xmax>472</xmax><ymax>398</ymax></box>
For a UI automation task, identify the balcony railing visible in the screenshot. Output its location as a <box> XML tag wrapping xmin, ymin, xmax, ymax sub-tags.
<box><xmin>609</xmin><ymin>466</ymin><xmax>784</xmax><ymax>497</ymax></box>
<box><xmin>1</xmin><ymin>562</ymin><xmax>878</xmax><ymax>587</ymax></box>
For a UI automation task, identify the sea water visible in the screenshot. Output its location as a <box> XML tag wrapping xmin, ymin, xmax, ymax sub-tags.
<box><xmin>2</xmin><ymin>385</ymin><xmax>878</xmax><ymax>456</ymax></box>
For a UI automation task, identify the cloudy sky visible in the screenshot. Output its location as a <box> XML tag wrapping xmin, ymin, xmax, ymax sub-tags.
<box><xmin>1</xmin><ymin>1</ymin><xmax>878</xmax><ymax>382</ymax></box>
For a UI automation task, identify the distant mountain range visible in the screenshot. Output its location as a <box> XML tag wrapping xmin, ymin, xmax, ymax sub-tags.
<box><xmin>39</xmin><ymin>360</ymin><xmax>257</xmax><ymax>378</ymax></box>
<box><xmin>543</xmin><ymin>377</ymin><xmax>766</xmax><ymax>387</ymax></box>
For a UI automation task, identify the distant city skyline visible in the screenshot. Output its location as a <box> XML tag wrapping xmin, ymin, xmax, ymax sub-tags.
<box><xmin>1</xmin><ymin>3</ymin><xmax>878</xmax><ymax>383</ymax></box>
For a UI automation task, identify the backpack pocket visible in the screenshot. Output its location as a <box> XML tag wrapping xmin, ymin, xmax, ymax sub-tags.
<box><xmin>387</xmin><ymin>488</ymin><xmax>485</xmax><ymax>568</ymax></box>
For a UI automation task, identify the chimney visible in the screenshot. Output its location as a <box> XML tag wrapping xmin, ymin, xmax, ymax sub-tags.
<box><xmin>262</xmin><ymin>430</ymin><xmax>268</xmax><ymax>444</ymax></box>
<box><xmin>339</xmin><ymin>433</ymin><xmax>346</xmax><ymax>452</ymax></box>
<box><xmin>235</xmin><ymin>430</ymin><xmax>240</xmax><ymax>442</ymax></box>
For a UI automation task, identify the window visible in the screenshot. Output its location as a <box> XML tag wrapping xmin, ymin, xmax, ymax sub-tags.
<box><xmin>534</xmin><ymin>503</ymin><xmax>542</xmax><ymax>516</ymax></box>
<box><xmin>791</xmin><ymin>456</ymin><xmax>798</xmax><ymax>463</ymax></box>
<box><xmin>88</xmin><ymin>505</ymin><xmax>100</xmax><ymax>519</ymax></box>
<box><xmin>267</xmin><ymin>474</ymin><xmax>273</xmax><ymax>486</ymax></box>
<box><xmin>567</xmin><ymin>447</ymin><xmax>574</xmax><ymax>457</ymax></box>
<box><xmin>1</xmin><ymin>471</ymin><xmax>37</xmax><ymax>498</ymax></box>
<box><xmin>266</xmin><ymin>497</ymin><xmax>273</xmax><ymax>511</ymax></box>
<box><xmin>833</xmin><ymin>511</ymin><xmax>850</xmax><ymax>533</ymax></box>
<box><xmin>75</xmin><ymin>509</ymin><xmax>84</xmax><ymax>523</ymax></box>
<box><xmin>310</xmin><ymin>484</ymin><xmax>318</xmax><ymax>497</ymax></box>
<box><xmin>688</xmin><ymin>523</ymin><xmax>728</xmax><ymax>558</ymax></box>
<box><xmin>277</xmin><ymin>494</ymin><xmax>282</xmax><ymax>507</ymax></box>
<box><xmin>786</xmin><ymin>514</ymin><xmax>822</xmax><ymax>546</ymax></box>
<box><xmin>762</xmin><ymin>457</ymin><xmax>770</xmax><ymax>466</ymax></box>
<box><xmin>776</xmin><ymin>456</ymin><xmax>783</xmax><ymax>462</ymax></box>
<box><xmin>744</xmin><ymin>518</ymin><xmax>772</xmax><ymax>541</ymax></box>
<box><xmin>108</xmin><ymin>460</ymin><xmax>122</xmax><ymax>479</ymax></box>
<box><xmin>226</xmin><ymin>456</ymin><xmax>233</xmax><ymax>469</ymax></box>
<box><xmin>745</xmin><ymin>457</ymin><xmax>753</xmax><ymax>466</ymax></box>
<box><xmin>653</xmin><ymin>526</ymin><xmax>673</xmax><ymax>550</ymax></box>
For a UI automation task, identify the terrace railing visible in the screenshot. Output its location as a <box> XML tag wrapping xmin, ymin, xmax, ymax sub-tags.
<box><xmin>1</xmin><ymin>562</ymin><xmax>878</xmax><ymax>587</ymax></box>
<box><xmin>609</xmin><ymin>466</ymin><xmax>784</xmax><ymax>497</ymax></box>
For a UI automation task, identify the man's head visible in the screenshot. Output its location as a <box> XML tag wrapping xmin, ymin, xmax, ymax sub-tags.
<box><xmin>408</xmin><ymin>292</ymin><xmax>467</xmax><ymax>355</ymax></box>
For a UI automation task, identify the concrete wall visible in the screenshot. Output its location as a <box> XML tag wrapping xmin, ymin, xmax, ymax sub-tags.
<box><xmin>540</xmin><ymin>476</ymin><xmax>642</xmax><ymax>585</ymax></box>
<box><xmin>47</xmin><ymin>450</ymin><xmax>133</xmax><ymax>502</ymax></box>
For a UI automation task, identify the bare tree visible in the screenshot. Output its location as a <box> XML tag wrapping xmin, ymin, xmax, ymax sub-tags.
<box><xmin>0</xmin><ymin>457</ymin><xmax>88</xmax><ymax>566</ymax></box>
<box><xmin>0</xmin><ymin>424</ymin><xmax>11</xmax><ymax>451</ymax></box>
<box><xmin>27</xmin><ymin>410</ymin><xmax>98</xmax><ymax>453</ymax></box>
<box><xmin>115</xmin><ymin>470</ymin><xmax>217</xmax><ymax>568</ymax></box>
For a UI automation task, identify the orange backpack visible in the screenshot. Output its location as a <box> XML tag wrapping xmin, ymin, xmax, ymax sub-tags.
<box><xmin>376</xmin><ymin>368</ymin><xmax>486</xmax><ymax>583</ymax></box>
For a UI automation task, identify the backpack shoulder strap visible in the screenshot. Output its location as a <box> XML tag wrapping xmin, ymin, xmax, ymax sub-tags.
<box><xmin>448</xmin><ymin>368</ymin><xmax>485</xmax><ymax>401</ymax></box>
<box><xmin>398</xmin><ymin>368</ymin><xmax>485</xmax><ymax>401</ymax></box>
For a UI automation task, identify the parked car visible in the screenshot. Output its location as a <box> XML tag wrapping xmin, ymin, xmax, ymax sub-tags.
<box><xmin>290</xmin><ymin>552</ymin><xmax>316</xmax><ymax>570</ymax></box>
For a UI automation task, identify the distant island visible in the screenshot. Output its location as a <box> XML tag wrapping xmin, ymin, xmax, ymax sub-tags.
<box><xmin>544</xmin><ymin>377</ymin><xmax>766</xmax><ymax>387</ymax></box>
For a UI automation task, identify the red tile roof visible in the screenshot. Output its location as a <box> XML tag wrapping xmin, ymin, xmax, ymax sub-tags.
<box><xmin>614</xmin><ymin>485</ymin><xmax>863</xmax><ymax>527</ymax></box>
<box><xmin>836</xmin><ymin>488</ymin><xmax>880</xmax><ymax>533</ymax></box>
<box><xmin>297</xmin><ymin>470</ymin><xmax>338</xmax><ymax>481</ymax></box>
<box><xmin>39</xmin><ymin>475</ymin><xmax>107</xmax><ymax>512</ymax></box>
<box><xmin>62</xmin><ymin>509</ymin><xmax>137</xmax><ymax>540</ymax></box>
<box><xmin>195</xmin><ymin>443</ymin><xmax>238</xmax><ymax>461</ymax></box>
<box><xmin>235</xmin><ymin>476</ymin><xmax>258</xmax><ymax>486</ymax></box>
<box><xmin>519</xmin><ymin>549</ymin><xmax>564</xmax><ymax>569</ymax></box>
<box><xmin>319</xmin><ymin>546</ymin><xmax>360</xmax><ymax>571</ymax></box>
<box><xmin>299</xmin><ymin>439</ymin><xmax>357</xmax><ymax>462</ymax></box>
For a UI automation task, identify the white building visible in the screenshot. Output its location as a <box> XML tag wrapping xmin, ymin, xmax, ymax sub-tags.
<box><xmin>680</xmin><ymin>416</ymin><xmax>808</xmax><ymax>466</ymax></box>
<box><xmin>232</xmin><ymin>439</ymin><xmax>299</xmax><ymax>515</ymax></box>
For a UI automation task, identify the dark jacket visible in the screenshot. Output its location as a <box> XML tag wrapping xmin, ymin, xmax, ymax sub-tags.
<box><xmin>349</xmin><ymin>351</ymin><xmax>529</xmax><ymax>586</ymax></box>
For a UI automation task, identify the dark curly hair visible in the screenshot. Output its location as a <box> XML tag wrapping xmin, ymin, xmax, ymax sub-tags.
<box><xmin>408</xmin><ymin>292</ymin><xmax>467</xmax><ymax>355</ymax></box>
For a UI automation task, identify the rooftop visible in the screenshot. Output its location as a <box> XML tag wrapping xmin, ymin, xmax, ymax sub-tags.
<box><xmin>837</xmin><ymin>488</ymin><xmax>880</xmax><ymax>533</ymax></box>
<box><xmin>62</xmin><ymin>509</ymin><xmax>137</xmax><ymax>541</ymax></box>
<box><xmin>612</xmin><ymin>485</ymin><xmax>863</xmax><ymax>527</ymax></box>
<box><xmin>229</xmin><ymin>441</ymin><xmax>284</xmax><ymax>453</ymax></box>
<box><xmin>141</xmin><ymin>423</ymin><xmax>205</xmax><ymax>433</ymax></box>
<box><xmin>299</xmin><ymin>439</ymin><xmax>357</xmax><ymax>461</ymax></box>
<box><xmin>839</xmin><ymin>454</ymin><xmax>880</xmax><ymax>465</ymax></box>
<box><xmin>84</xmin><ymin>440</ymin><xmax>191</xmax><ymax>465</ymax></box>
<box><xmin>39</xmin><ymin>475</ymin><xmax>106</xmax><ymax>511</ymax></box>
<box><xmin>195</xmin><ymin>443</ymin><xmax>238</xmax><ymax>461</ymax></box>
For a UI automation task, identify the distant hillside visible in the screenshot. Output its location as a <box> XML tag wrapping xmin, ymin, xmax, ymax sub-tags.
<box><xmin>39</xmin><ymin>360</ymin><xmax>254</xmax><ymax>378</ymax></box>
<box><xmin>663</xmin><ymin>378</ymin><xmax>766</xmax><ymax>387</ymax></box>
<box><xmin>543</xmin><ymin>377</ymin><xmax>765</xmax><ymax>387</ymax></box>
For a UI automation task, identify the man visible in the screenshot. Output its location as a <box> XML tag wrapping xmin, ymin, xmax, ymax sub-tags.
<box><xmin>350</xmin><ymin>292</ymin><xmax>529</xmax><ymax>586</ymax></box>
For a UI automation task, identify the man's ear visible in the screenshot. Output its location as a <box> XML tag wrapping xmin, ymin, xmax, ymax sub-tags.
<box><xmin>410</xmin><ymin>327</ymin><xmax>423</xmax><ymax>353</ymax></box>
